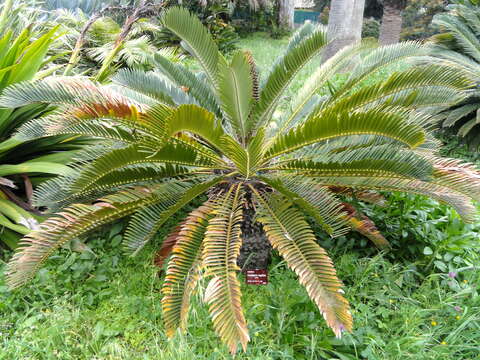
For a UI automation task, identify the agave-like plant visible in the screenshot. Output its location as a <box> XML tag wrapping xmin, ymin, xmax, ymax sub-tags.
<box><xmin>429</xmin><ymin>3</ymin><xmax>480</xmax><ymax>147</ymax></box>
<box><xmin>3</xmin><ymin>7</ymin><xmax>480</xmax><ymax>353</ymax></box>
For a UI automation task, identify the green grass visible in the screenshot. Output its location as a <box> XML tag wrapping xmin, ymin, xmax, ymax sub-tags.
<box><xmin>1</xmin><ymin>221</ymin><xmax>479</xmax><ymax>360</ymax></box>
<box><xmin>1</xmin><ymin>34</ymin><xmax>480</xmax><ymax>360</ymax></box>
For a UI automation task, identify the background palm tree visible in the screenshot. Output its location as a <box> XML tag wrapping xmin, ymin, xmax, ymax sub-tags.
<box><xmin>323</xmin><ymin>0</ymin><xmax>365</xmax><ymax>60</ymax></box>
<box><xmin>378</xmin><ymin>0</ymin><xmax>407</xmax><ymax>45</ymax></box>
<box><xmin>279</xmin><ymin>0</ymin><xmax>295</xmax><ymax>29</ymax></box>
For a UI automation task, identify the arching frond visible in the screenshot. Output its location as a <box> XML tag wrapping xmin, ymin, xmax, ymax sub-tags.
<box><xmin>279</xmin><ymin>42</ymin><xmax>373</xmax><ymax>132</ymax></box>
<box><xmin>336</xmin><ymin>41</ymin><xmax>428</xmax><ymax>97</ymax></box>
<box><xmin>113</xmin><ymin>69</ymin><xmax>197</xmax><ymax>106</ymax></box>
<box><xmin>271</xmin><ymin>156</ymin><xmax>432</xmax><ymax>181</ymax></box>
<box><xmin>162</xmin><ymin>202</ymin><xmax>214</xmax><ymax>337</ymax></box>
<box><xmin>261</xmin><ymin>176</ymin><xmax>348</xmax><ymax>237</ymax></box>
<box><xmin>68</xmin><ymin>143</ymin><xmax>217</xmax><ymax>195</ymax></box>
<box><xmin>123</xmin><ymin>177</ymin><xmax>224</xmax><ymax>255</ymax></box>
<box><xmin>154</xmin><ymin>54</ymin><xmax>220</xmax><ymax>116</ymax></box>
<box><xmin>5</xmin><ymin>185</ymin><xmax>167</xmax><ymax>288</ymax></box>
<box><xmin>203</xmin><ymin>185</ymin><xmax>249</xmax><ymax>354</ymax></box>
<box><xmin>218</xmin><ymin>50</ymin><xmax>253</xmax><ymax>142</ymax></box>
<box><xmin>309</xmin><ymin>175</ymin><xmax>477</xmax><ymax>223</ymax></box>
<box><xmin>252</xmin><ymin>189</ymin><xmax>352</xmax><ymax>337</ymax></box>
<box><xmin>265</xmin><ymin>108</ymin><xmax>426</xmax><ymax>160</ymax></box>
<box><xmin>328</xmin><ymin>65</ymin><xmax>472</xmax><ymax>113</ymax></box>
<box><xmin>161</xmin><ymin>6</ymin><xmax>222</xmax><ymax>86</ymax></box>
<box><xmin>249</xmin><ymin>27</ymin><xmax>328</xmax><ymax>134</ymax></box>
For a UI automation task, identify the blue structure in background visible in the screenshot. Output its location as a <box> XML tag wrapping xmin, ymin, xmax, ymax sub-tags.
<box><xmin>294</xmin><ymin>10</ymin><xmax>320</xmax><ymax>24</ymax></box>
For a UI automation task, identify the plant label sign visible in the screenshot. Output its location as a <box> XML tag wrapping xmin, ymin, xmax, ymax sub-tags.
<box><xmin>245</xmin><ymin>269</ymin><xmax>268</xmax><ymax>285</ymax></box>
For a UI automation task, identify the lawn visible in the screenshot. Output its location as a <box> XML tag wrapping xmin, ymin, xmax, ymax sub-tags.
<box><xmin>1</xmin><ymin>35</ymin><xmax>479</xmax><ymax>360</ymax></box>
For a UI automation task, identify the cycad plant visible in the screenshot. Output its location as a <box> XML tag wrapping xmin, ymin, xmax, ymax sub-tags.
<box><xmin>429</xmin><ymin>2</ymin><xmax>480</xmax><ymax>147</ymax></box>
<box><xmin>4</xmin><ymin>7</ymin><xmax>480</xmax><ymax>353</ymax></box>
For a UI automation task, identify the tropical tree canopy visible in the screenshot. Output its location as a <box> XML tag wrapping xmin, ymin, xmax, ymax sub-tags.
<box><xmin>2</xmin><ymin>6</ymin><xmax>479</xmax><ymax>354</ymax></box>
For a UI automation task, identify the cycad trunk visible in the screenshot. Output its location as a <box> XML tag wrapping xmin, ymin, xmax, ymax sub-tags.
<box><xmin>378</xmin><ymin>0</ymin><xmax>405</xmax><ymax>45</ymax></box>
<box><xmin>237</xmin><ymin>202</ymin><xmax>271</xmax><ymax>271</ymax></box>
<box><xmin>278</xmin><ymin>0</ymin><xmax>295</xmax><ymax>30</ymax></box>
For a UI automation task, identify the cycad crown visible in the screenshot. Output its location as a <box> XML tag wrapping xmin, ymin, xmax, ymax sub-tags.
<box><xmin>2</xmin><ymin>7</ymin><xmax>480</xmax><ymax>354</ymax></box>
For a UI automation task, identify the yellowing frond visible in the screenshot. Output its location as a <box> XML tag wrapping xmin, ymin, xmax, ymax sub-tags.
<box><xmin>162</xmin><ymin>202</ymin><xmax>215</xmax><ymax>337</ymax></box>
<box><xmin>203</xmin><ymin>185</ymin><xmax>249</xmax><ymax>354</ymax></box>
<box><xmin>252</xmin><ymin>189</ymin><xmax>352</xmax><ymax>337</ymax></box>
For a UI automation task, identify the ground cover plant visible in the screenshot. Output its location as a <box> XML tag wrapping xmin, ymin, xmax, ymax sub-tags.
<box><xmin>2</xmin><ymin>6</ymin><xmax>480</xmax><ymax>355</ymax></box>
<box><xmin>1</xmin><ymin>208</ymin><xmax>479</xmax><ymax>359</ymax></box>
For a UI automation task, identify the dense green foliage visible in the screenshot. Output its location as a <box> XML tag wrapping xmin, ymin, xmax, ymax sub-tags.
<box><xmin>1</xmin><ymin>191</ymin><xmax>479</xmax><ymax>359</ymax></box>
<box><xmin>0</xmin><ymin>2</ymin><xmax>479</xmax><ymax>359</ymax></box>
<box><xmin>429</xmin><ymin>2</ymin><xmax>480</xmax><ymax>148</ymax></box>
<box><xmin>2</xmin><ymin>6</ymin><xmax>480</xmax><ymax>354</ymax></box>
<box><xmin>0</xmin><ymin>27</ymin><xmax>87</xmax><ymax>250</ymax></box>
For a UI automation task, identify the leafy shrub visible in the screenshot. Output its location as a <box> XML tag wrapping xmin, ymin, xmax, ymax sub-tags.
<box><xmin>362</xmin><ymin>17</ymin><xmax>380</xmax><ymax>39</ymax></box>
<box><xmin>0</xmin><ymin>26</ymin><xmax>87</xmax><ymax>251</ymax></box>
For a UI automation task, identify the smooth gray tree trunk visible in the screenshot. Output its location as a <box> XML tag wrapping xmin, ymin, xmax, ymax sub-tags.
<box><xmin>323</xmin><ymin>0</ymin><xmax>365</xmax><ymax>61</ymax></box>
<box><xmin>351</xmin><ymin>0</ymin><xmax>366</xmax><ymax>42</ymax></box>
<box><xmin>279</xmin><ymin>0</ymin><xmax>295</xmax><ymax>30</ymax></box>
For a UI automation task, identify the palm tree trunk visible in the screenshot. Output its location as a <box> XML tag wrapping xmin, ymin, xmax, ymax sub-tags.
<box><xmin>378</xmin><ymin>0</ymin><xmax>405</xmax><ymax>45</ymax></box>
<box><xmin>351</xmin><ymin>0</ymin><xmax>366</xmax><ymax>43</ymax></box>
<box><xmin>278</xmin><ymin>0</ymin><xmax>295</xmax><ymax>30</ymax></box>
<box><xmin>323</xmin><ymin>0</ymin><xmax>364</xmax><ymax>61</ymax></box>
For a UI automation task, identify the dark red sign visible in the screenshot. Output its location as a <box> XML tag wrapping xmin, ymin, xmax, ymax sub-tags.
<box><xmin>245</xmin><ymin>269</ymin><xmax>268</xmax><ymax>285</ymax></box>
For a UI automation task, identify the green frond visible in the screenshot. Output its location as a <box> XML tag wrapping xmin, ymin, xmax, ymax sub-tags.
<box><xmin>162</xmin><ymin>201</ymin><xmax>215</xmax><ymax>337</ymax></box>
<box><xmin>265</xmin><ymin>108</ymin><xmax>426</xmax><ymax>160</ymax></box>
<box><xmin>336</xmin><ymin>41</ymin><xmax>428</xmax><ymax>97</ymax></box>
<box><xmin>219</xmin><ymin>135</ymin><xmax>251</xmax><ymax>177</ymax></box>
<box><xmin>166</xmin><ymin>105</ymin><xmax>237</xmax><ymax>158</ymax></box>
<box><xmin>5</xmin><ymin>185</ymin><xmax>166</xmax><ymax>289</ymax></box>
<box><xmin>279</xmin><ymin>42</ymin><xmax>373</xmax><ymax>132</ymax></box>
<box><xmin>328</xmin><ymin>65</ymin><xmax>472</xmax><ymax>113</ymax></box>
<box><xmin>261</xmin><ymin>176</ymin><xmax>348</xmax><ymax>237</ymax></box>
<box><xmin>309</xmin><ymin>175</ymin><xmax>477</xmax><ymax>223</ymax></box>
<box><xmin>0</xmin><ymin>77</ymin><xmax>126</xmax><ymax>108</ymax></box>
<box><xmin>442</xmin><ymin>104</ymin><xmax>478</xmax><ymax>127</ymax></box>
<box><xmin>457</xmin><ymin>116</ymin><xmax>480</xmax><ymax>137</ymax></box>
<box><xmin>252</xmin><ymin>189</ymin><xmax>352</xmax><ymax>337</ymax></box>
<box><xmin>203</xmin><ymin>184</ymin><xmax>249</xmax><ymax>354</ymax></box>
<box><xmin>113</xmin><ymin>69</ymin><xmax>197</xmax><ymax>106</ymax></box>
<box><xmin>154</xmin><ymin>54</ymin><xmax>221</xmax><ymax>116</ymax></box>
<box><xmin>248</xmin><ymin>27</ymin><xmax>328</xmax><ymax>134</ymax></box>
<box><xmin>271</xmin><ymin>151</ymin><xmax>433</xmax><ymax>181</ymax></box>
<box><xmin>123</xmin><ymin>177</ymin><xmax>224</xmax><ymax>255</ymax></box>
<box><xmin>15</xmin><ymin>116</ymin><xmax>137</xmax><ymax>144</ymax></box>
<box><xmin>161</xmin><ymin>7</ymin><xmax>222</xmax><ymax>86</ymax></box>
<box><xmin>218</xmin><ymin>50</ymin><xmax>253</xmax><ymax>141</ymax></box>
<box><xmin>69</xmin><ymin>143</ymin><xmax>218</xmax><ymax>196</ymax></box>
<box><xmin>433</xmin><ymin>12</ymin><xmax>480</xmax><ymax>63</ymax></box>
<box><xmin>41</xmin><ymin>164</ymin><xmax>196</xmax><ymax>211</ymax></box>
